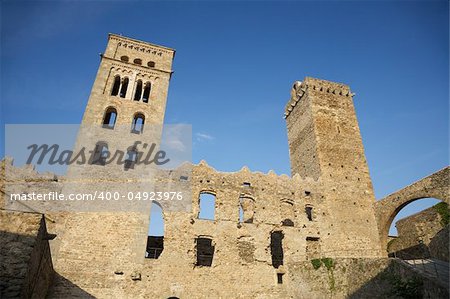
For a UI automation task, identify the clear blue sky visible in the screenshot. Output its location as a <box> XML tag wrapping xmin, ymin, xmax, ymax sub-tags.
<box><xmin>1</xmin><ymin>1</ymin><xmax>448</xmax><ymax>235</ymax></box>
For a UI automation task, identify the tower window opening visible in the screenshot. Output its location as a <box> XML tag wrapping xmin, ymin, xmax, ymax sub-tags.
<box><xmin>134</xmin><ymin>80</ymin><xmax>143</xmax><ymax>101</ymax></box>
<box><xmin>124</xmin><ymin>148</ymin><xmax>138</xmax><ymax>170</ymax></box>
<box><xmin>270</xmin><ymin>231</ymin><xmax>284</xmax><ymax>268</ymax></box>
<box><xmin>120</xmin><ymin>56</ymin><xmax>129</xmax><ymax>62</ymax></box>
<box><xmin>196</xmin><ymin>237</ymin><xmax>214</xmax><ymax>267</ymax></box>
<box><xmin>102</xmin><ymin>107</ymin><xmax>117</xmax><ymax>129</ymax></box>
<box><xmin>133</xmin><ymin>58</ymin><xmax>142</xmax><ymax>65</ymax></box>
<box><xmin>120</xmin><ymin>77</ymin><xmax>129</xmax><ymax>98</ymax></box>
<box><xmin>131</xmin><ymin>114</ymin><xmax>145</xmax><ymax>134</ymax></box>
<box><xmin>147</xmin><ymin>61</ymin><xmax>155</xmax><ymax>68</ymax></box>
<box><xmin>305</xmin><ymin>206</ymin><xmax>314</xmax><ymax>221</ymax></box>
<box><xmin>142</xmin><ymin>82</ymin><xmax>151</xmax><ymax>103</ymax></box>
<box><xmin>198</xmin><ymin>192</ymin><xmax>216</xmax><ymax>220</ymax></box>
<box><xmin>111</xmin><ymin>75</ymin><xmax>121</xmax><ymax>96</ymax></box>
<box><xmin>146</xmin><ymin>202</ymin><xmax>164</xmax><ymax>259</ymax></box>
<box><xmin>91</xmin><ymin>142</ymin><xmax>109</xmax><ymax>166</ymax></box>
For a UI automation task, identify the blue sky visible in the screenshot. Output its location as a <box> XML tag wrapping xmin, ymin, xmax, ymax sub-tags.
<box><xmin>1</xmin><ymin>0</ymin><xmax>448</xmax><ymax>236</ymax></box>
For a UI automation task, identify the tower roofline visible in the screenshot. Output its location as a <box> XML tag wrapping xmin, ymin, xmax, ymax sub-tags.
<box><xmin>283</xmin><ymin>77</ymin><xmax>354</xmax><ymax>119</ymax></box>
<box><xmin>108</xmin><ymin>33</ymin><xmax>176</xmax><ymax>55</ymax></box>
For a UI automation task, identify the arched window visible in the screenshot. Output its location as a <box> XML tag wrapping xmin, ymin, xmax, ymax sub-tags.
<box><xmin>90</xmin><ymin>141</ymin><xmax>108</xmax><ymax>166</ymax></box>
<box><xmin>146</xmin><ymin>202</ymin><xmax>164</xmax><ymax>259</ymax></box>
<box><xmin>102</xmin><ymin>107</ymin><xmax>117</xmax><ymax>129</ymax></box>
<box><xmin>147</xmin><ymin>61</ymin><xmax>155</xmax><ymax>68</ymax></box>
<box><xmin>133</xmin><ymin>58</ymin><xmax>142</xmax><ymax>65</ymax></box>
<box><xmin>134</xmin><ymin>80</ymin><xmax>143</xmax><ymax>101</ymax></box>
<box><xmin>111</xmin><ymin>75</ymin><xmax>120</xmax><ymax>96</ymax></box>
<box><xmin>124</xmin><ymin>147</ymin><xmax>138</xmax><ymax>170</ymax></box>
<box><xmin>239</xmin><ymin>195</ymin><xmax>255</xmax><ymax>223</ymax></box>
<box><xmin>119</xmin><ymin>77</ymin><xmax>129</xmax><ymax>98</ymax></box>
<box><xmin>120</xmin><ymin>56</ymin><xmax>129</xmax><ymax>62</ymax></box>
<box><xmin>131</xmin><ymin>113</ymin><xmax>145</xmax><ymax>134</ymax></box>
<box><xmin>142</xmin><ymin>82</ymin><xmax>151</xmax><ymax>103</ymax></box>
<box><xmin>198</xmin><ymin>192</ymin><xmax>216</xmax><ymax>220</ymax></box>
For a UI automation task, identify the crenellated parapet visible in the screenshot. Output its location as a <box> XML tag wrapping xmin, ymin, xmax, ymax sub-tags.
<box><xmin>284</xmin><ymin>77</ymin><xmax>354</xmax><ymax>119</ymax></box>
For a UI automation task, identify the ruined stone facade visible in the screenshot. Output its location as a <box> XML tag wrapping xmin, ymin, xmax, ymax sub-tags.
<box><xmin>1</xmin><ymin>34</ymin><xmax>449</xmax><ymax>298</ymax></box>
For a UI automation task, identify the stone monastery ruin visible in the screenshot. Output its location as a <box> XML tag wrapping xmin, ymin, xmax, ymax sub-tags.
<box><xmin>1</xmin><ymin>34</ymin><xmax>449</xmax><ymax>298</ymax></box>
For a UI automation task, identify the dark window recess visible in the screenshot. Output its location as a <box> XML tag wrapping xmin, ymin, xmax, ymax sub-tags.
<box><xmin>131</xmin><ymin>114</ymin><xmax>145</xmax><ymax>134</ymax></box>
<box><xmin>120</xmin><ymin>77</ymin><xmax>129</xmax><ymax>98</ymax></box>
<box><xmin>180</xmin><ymin>176</ymin><xmax>189</xmax><ymax>181</ymax></box>
<box><xmin>111</xmin><ymin>76</ymin><xmax>120</xmax><ymax>96</ymax></box>
<box><xmin>146</xmin><ymin>236</ymin><xmax>164</xmax><ymax>259</ymax></box>
<box><xmin>196</xmin><ymin>237</ymin><xmax>214</xmax><ymax>266</ymax></box>
<box><xmin>102</xmin><ymin>108</ymin><xmax>117</xmax><ymax>129</ymax></box>
<box><xmin>277</xmin><ymin>273</ymin><xmax>284</xmax><ymax>284</ymax></box>
<box><xmin>142</xmin><ymin>83</ymin><xmax>151</xmax><ymax>103</ymax></box>
<box><xmin>282</xmin><ymin>219</ymin><xmax>294</xmax><ymax>227</ymax></box>
<box><xmin>243</xmin><ymin>182</ymin><xmax>251</xmax><ymax>187</ymax></box>
<box><xmin>124</xmin><ymin>149</ymin><xmax>137</xmax><ymax>170</ymax></box>
<box><xmin>305</xmin><ymin>206</ymin><xmax>313</xmax><ymax>221</ymax></box>
<box><xmin>90</xmin><ymin>142</ymin><xmax>108</xmax><ymax>166</ymax></box>
<box><xmin>270</xmin><ymin>231</ymin><xmax>284</xmax><ymax>268</ymax></box>
<box><xmin>134</xmin><ymin>80</ymin><xmax>143</xmax><ymax>101</ymax></box>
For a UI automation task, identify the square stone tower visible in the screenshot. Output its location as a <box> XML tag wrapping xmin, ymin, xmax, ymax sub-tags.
<box><xmin>285</xmin><ymin>77</ymin><xmax>382</xmax><ymax>257</ymax></box>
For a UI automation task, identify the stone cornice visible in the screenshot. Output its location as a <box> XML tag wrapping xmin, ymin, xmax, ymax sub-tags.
<box><xmin>109</xmin><ymin>34</ymin><xmax>175</xmax><ymax>56</ymax></box>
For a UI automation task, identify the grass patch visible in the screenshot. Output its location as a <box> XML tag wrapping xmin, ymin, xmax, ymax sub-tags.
<box><xmin>433</xmin><ymin>202</ymin><xmax>449</xmax><ymax>227</ymax></box>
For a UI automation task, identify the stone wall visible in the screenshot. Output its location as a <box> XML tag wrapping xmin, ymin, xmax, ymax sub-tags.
<box><xmin>387</xmin><ymin>203</ymin><xmax>449</xmax><ymax>260</ymax></box>
<box><xmin>0</xmin><ymin>210</ymin><xmax>54</xmax><ymax>298</ymax></box>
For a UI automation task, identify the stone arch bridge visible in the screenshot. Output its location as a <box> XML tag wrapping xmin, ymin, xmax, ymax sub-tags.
<box><xmin>374</xmin><ymin>167</ymin><xmax>449</xmax><ymax>254</ymax></box>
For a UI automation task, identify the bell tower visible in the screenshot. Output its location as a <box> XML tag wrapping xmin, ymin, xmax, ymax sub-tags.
<box><xmin>67</xmin><ymin>34</ymin><xmax>175</xmax><ymax>179</ymax></box>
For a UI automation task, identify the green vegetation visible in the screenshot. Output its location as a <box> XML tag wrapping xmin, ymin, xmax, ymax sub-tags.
<box><xmin>387</xmin><ymin>274</ymin><xmax>423</xmax><ymax>299</ymax></box>
<box><xmin>433</xmin><ymin>202</ymin><xmax>449</xmax><ymax>227</ymax></box>
<box><xmin>322</xmin><ymin>258</ymin><xmax>334</xmax><ymax>270</ymax></box>
<box><xmin>311</xmin><ymin>258</ymin><xmax>322</xmax><ymax>270</ymax></box>
<box><xmin>310</xmin><ymin>258</ymin><xmax>335</xmax><ymax>291</ymax></box>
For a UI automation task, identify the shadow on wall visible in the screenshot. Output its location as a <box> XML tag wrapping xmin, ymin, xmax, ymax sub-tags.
<box><xmin>0</xmin><ymin>212</ymin><xmax>54</xmax><ymax>298</ymax></box>
<box><xmin>47</xmin><ymin>273</ymin><xmax>96</xmax><ymax>298</ymax></box>
<box><xmin>348</xmin><ymin>259</ymin><xmax>448</xmax><ymax>299</ymax></box>
<box><xmin>388</xmin><ymin>225</ymin><xmax>450</xmax><ymax>262</ymax></box>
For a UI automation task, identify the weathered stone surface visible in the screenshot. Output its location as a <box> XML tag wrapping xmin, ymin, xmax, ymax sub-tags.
<box><xmin>0</xmin><ymin>211</ymin><xmax>54</xmax><ymax>298</ymax></box>
<box><xmin>1</xmin><ymin>34</ymin><xmax>448</xmax><ymax>298</ymax></box>
<box><xmin>387</xmin><ymin>203</ymin><xmax>449</xmax><ymax>260</ymax></box>
<box><xmin>375</xmin><ymin>167</ymin><xmax>450</xmax><ymax>253</ymax></box>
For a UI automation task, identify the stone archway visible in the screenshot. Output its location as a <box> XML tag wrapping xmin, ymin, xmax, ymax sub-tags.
<box><xmin>374</xmin><ymin>167</ymin><xmax>449</xmax><ymax>255</ymax></box>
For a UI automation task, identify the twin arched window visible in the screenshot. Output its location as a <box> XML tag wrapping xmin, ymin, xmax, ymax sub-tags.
<box><xmin>111</xmin><ymin>75</ymin><xmax>129</xmax><ymax>98</ymax></box>
<box><xmin>134</xmin><ymin>80</ymin><xmax>151</xmax><ymax>103</ymax></box>
<box><xmin>101</xmin><ymin>108</ymin><xmax>145</xmax><ymax>134</ymax></box>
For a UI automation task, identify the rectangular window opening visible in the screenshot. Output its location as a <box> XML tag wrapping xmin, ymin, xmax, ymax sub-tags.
<box><xmin>277</xmin><ymin>273</ymin><xmax>284</xmax><ymax>284</ymax></box>
<box><xmin>146</xmin><ymin>236</ymin><xmax>164</xmax><ymax>259</ymax></box>
<box><xmin>196</xmin><ymin>237</ymin><xmax>214</xmax><ymax>266</ymax></box>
